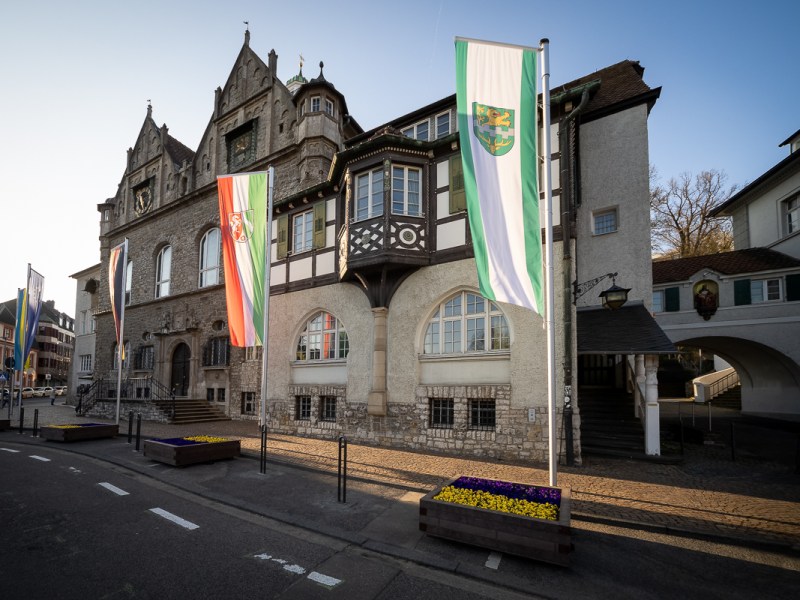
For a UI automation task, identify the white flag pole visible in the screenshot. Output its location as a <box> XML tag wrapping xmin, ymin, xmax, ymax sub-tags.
<box><xmin>114</xmin><ymin>238</ymin><xmax>129</xmax><ymax>425</ymax></box>
<box><xmin>259</xmin><ymin>166</ymin><xmax>275</xmax><ymax>429</ymax></box>
<box><xmin>539</xmin><ymin>39</ymin><xmax>557</xmax><ymax>487</ymax></box>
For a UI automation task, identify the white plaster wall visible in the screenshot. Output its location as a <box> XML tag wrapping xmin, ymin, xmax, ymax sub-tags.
<box><xmin>289</xmin><ymin>256</ymin><xmax>313</xmax><ymax>282</ymax></box>
<box><xmin>744</xmin><ymin>174</ymin><xmax>800</xmax><ymax>249</ymax></box>
<box><xmin>436</xmin><ymin>219</ymin><xmax>466</xmax><ymax>250</ymax></box>
<box><xmin>576</xmin><ymin>105</ymin><xmax>653</xmax><ymax>308</ymax></box>
<box><xmin>266</xmin><ymin>283</ymin><xmax>373</xmax><ymax>405</ymax></box>
<box><xmin>387</xmin><ymin>258</ymin><xmax>564</xmax><ymax>410</ymax></box>
<box><xmin>316</xmin><ymin>249</ymin><xmax>335</xmax><ymax>276</ymax></box>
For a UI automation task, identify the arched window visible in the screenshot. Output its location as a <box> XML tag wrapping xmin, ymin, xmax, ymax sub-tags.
<box><xmin>199</xmin><ymin>228</ymin><xmax>221</xmax><ymax>288</ymax></box>
<box><xmin>296</xmin><ymin>312</ymin><xmax>349</xmax><ymax>361</ymax></box>
<box><xmin>155</xmin><ymin>246</ymin><xmax>172</xmax><ymax>298</ymax></box>
<box><xmin>424</xmin><ymin>291</ymin><xmax>510</xmax><ymax>355</ymax></box>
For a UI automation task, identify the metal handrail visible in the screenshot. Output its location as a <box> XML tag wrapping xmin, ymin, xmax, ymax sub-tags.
<box><xmin>77</xmin><ymin>375</ymin><xmax>175</xmax><ymax>419</ymax></box>
<box><xmin>707</xmin><ymin>370</ymin><xmax>740</xmax><ymax>401</ymax></box>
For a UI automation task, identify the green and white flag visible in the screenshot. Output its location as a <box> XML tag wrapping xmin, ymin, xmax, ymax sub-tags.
<box><xmin>455</xmin><ymin>38</ymin><xmax>543</xmax><ymax>315</ymax></box>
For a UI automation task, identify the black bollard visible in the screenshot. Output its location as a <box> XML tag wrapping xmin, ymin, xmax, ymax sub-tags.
<box><xmin>32</xmin><ymin>409</ymin><xmax>39</xmax><ymax>437</ymax></box>
<box><xmin>260</xmin><ymin>424</ymin><xmax>267</xmax><ymax>474</ymax></box>
<box><xmin>337</xmin><ymin>435</ymin><xmax>348</xmax><ymax>503</ymax></box>
<box><xmin>127</xmin><ymin>410</ymin><xmax>134</xmax><ymax>444</ymax></box>
<box><xmin>18</xmin><ymin>407</ymin><xmax>24</xmax><ymax>434</ymax></box>
<box><xmin>135</xmin><ymin>413</ymin><xmax>142</xmax><ymax>451</ymax></box>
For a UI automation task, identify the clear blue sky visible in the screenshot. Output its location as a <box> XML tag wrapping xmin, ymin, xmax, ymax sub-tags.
<box><xmin>1</xmin><ymin>0</ymin><xmax>796</xmax><ymax>315</ymax></box>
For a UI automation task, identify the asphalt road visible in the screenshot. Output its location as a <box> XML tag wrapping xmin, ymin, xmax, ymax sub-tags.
<box><xmin>1</xmin><ymin>438</ymin><xmax>797</xmax><ymax>599</ymax></box>
<box><xmin>0</xmin><ymin>445</ymin><xmax>528</xmax><ymax>600</ymax></box>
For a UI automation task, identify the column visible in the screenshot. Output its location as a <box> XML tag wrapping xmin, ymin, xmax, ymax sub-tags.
<box><xmin>634</xmin><ymin>354</ymin><xmax>645</xmax><ymax>418</ymax></box>
<box><xmin>644</xmin><ymin>354</ymin><xmax>661</xmax><ymax>455</ymax></box>
<box><xmin>367</xmin><ymin>307</ymin><xmax>388</xmax><ymax>416</ymax></box>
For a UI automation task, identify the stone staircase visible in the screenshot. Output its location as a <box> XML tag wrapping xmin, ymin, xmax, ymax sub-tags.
<box><xmin>710</xmin><ymin>385</ymin><xmax>742</xmax><ymax>410</ymax></box>
<box><xmin>158</xmin><ymin>398</ymin><xmax>231</xmax><ymax>424</ymax></box>
<box><xmin>579</xmin><ymin>388</ymin><xmax>645</xmax><ymax>458</ymax></box>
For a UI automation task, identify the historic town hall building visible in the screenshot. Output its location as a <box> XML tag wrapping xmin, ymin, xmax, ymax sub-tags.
<box><xmin>84</xmin><ymin>32</ymin><xmax>671</xmax><ymax>463</ymax></box>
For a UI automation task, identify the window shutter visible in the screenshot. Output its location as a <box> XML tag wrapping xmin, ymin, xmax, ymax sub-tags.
<box><xmin>664</xmin><ymin>286</ymin><xmax>680</xmax><ymax>312</ymax></box>
<box><xmin>734</xmin><ymin>279</ymin><xmax>751</xmax><ymax>305</ymax></box>
<box><xmin>786</xmin><ymin>274</ymin><xmax>800</xmax><ymax>302</ymax></box>
<box><xmin>313</xmin><ymin>202</ymin><xmax>326</xmax><ymax>249</ymax></box>
<box><xmin>449</xmin><ymin>155</ymin><xmax>466</xmax><ymax>213</ymax></box>
<box><xmin>276</xmin><ymin>214</ymin><xmax>288</xmax><ymax>259</ymax></box>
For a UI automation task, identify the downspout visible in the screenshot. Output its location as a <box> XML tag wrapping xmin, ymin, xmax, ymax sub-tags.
<box><xmin>559</xmin><ymin>89</ymin><xmax>589</xmax><ymax>466</ymax></box>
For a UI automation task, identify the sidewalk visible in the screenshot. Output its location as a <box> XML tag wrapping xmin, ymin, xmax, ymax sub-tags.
<box><xmin>4</xmin><ymin>402</ymin><xmax>800</xmax><ymax>551</ymax></box>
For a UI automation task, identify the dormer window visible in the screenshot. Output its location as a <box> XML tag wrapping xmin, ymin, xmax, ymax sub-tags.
<box><xmin>402</xmin><ymin>120</ymin><xmax>429</xmax><ymax>141</ymax></box>
<box><xmin>226</xmin><ymin>120</ymin><xmax>257</xmax><ymax>170</ymax></box>
<box><xmin>436</xmin><ymin>111</ymin><xmax>451</xmax><ymax>139</ymax></box>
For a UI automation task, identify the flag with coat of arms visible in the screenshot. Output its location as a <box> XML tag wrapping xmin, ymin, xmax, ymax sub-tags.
<box><xmin>455</xmin><ymin>38</ymin><xmax>543</xmax><ymax>316</ymax></box>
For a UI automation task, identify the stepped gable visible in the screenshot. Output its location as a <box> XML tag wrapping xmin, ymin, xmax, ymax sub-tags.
<box><xmin>652</xmin><ymin>248</ymin><xmax>800</xmax><ymax>284</ymax></box>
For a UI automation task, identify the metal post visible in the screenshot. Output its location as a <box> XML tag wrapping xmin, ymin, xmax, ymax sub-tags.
<box><xmin>337</xmin><ymin>435</ymin><xmax>347</xmax><ymax>503</ymax></box>
<box><xmin>679</xmin><ymin>414</ymin><xmax>685</xmax><ymax>455</ymax></box>
<box><xmin>730</xmin><ymin>421</ymin><xmax>736</xmax><ymax>461</ymax></box>
<box><xmin>708</xmin><ymin>401</ymin><xmax>712</xmax><ymax>432</ymax></box>
<box><xmin>135</xmin><ymin>413</ymin><xmax>141</xmax><ymax>451</ymax></box>
<box><xmin>18</xmin><ymin>407</ymin><xmax>24</xmax><ymax>434</ymax></box>
<box><xmin>127</xmin><ymin>410</ymin><xmax>133</xmax><ymax>443</ymax></box>
<box><xmin>260</xmin><ymin>424</ymin><xmax>267</xmax><ymax>474</ymax></box>
<box><xmin>563</xmin><ymin>403</ymin><xmax>574</xmax><ymax>466</ymax></box>
<box><xmin>32</xmin><ymin>408</ymin><xmax>38</xmax><ymax>437</ymax></box>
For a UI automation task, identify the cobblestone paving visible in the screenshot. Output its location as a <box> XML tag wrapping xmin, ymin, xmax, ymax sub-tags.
<box><xmin>10</xmin><ymin>403</ymin><xmax>800</xmax><ymax>547</ymax></box>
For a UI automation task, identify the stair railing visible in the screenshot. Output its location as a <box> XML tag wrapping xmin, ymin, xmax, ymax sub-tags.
<box><xmin>76</xmin><ymin>375</ymin><xmax>175</xmax><ymax>420</ymax></box>
<box><xmin>707</xmin><ymin>370</ymin><xmax>740</xmax><ymax>401</ymax></box>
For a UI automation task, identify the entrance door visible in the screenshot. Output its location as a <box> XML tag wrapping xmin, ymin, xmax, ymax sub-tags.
<box><xmin>170</xmin><ymin>343</ymin><xmax>191</xmax><ymax>397</ymax></box>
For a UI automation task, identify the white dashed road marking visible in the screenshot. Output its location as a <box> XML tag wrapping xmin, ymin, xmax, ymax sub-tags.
<box><xmin>254</xmin><ymin>553</ymin><xmax>341</xmax><ymax>588</ymax></box>
<box><xmin>149</xmin><ymin>508</ymin><xmax>199</xmax><ymax>530</ymax></box>
<box><xmin>98</xmin><ymin>482</ymin><xmax>130</xmax><ymax>496</ymax></box>
<box><xmin>0</xmin><ymin>448</ymin><xmax>20</xmax><ymax>453</ymax></box>
<box><xmin>30</xmin><ymin>455</ymin><xmax>51</xmax><ymax>462</ymax></box>
<box><xmin>308</xmin><ymin>572</ymin><xmax>343</xmax><ymax>588</ymax></box>
<box><xmin>485</xmin><ymin>552</ymin><xmax>503</xmax><ymax>570</ymax></box>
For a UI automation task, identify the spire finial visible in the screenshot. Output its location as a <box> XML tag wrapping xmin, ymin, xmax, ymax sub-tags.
<box><xmin>147</xmin><ymin>100</ymin><xmax>152</xmax><ymax>118</ymax></box>
<box><xmin>318</xmin><ymin>61</ymin><xmax>324</xmax><ymax>78</ymax></box>
<box><xmin>299</xmin><ymin>53</ymin><xmax>304</xmax><ymax>75</ymax></box>
<box><xmin>243</xmin><ymin>21</ymin><xmax>250</xmax><ymax>45</ymax></box>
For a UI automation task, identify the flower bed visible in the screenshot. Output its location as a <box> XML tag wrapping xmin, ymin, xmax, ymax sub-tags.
<box><xmin>41</xmin><ymin>423</ymin><xmax>119</xmax><ymax>442</ymax></box>
<box><xmin>143</xmin><ymin>436</ymin><xmax>240</xmax><ymax>467</ymax></box>
<box><xmin>419</xmin><ymin>476</ymin><xmax>572</xmax><ymax>566</ymax></box>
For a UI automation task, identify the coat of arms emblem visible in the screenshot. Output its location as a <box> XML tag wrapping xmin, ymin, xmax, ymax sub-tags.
<box><xmin>228</xmin><ymin>210</ymin><xmax>253</xmax><ymax>243</ymax></box>
<box><xmin>473</xmin><ymin>102</ymin><xmax>515</xmax><ymax>156</ymax></box>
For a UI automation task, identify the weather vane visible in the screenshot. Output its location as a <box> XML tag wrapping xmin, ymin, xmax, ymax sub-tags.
<box><xmin>244</xmin><ymin>21</ymin><xmax>249</xmax><ymax>31</ymax></box>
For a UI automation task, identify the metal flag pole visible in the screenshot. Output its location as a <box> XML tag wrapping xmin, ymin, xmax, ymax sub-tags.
<box><xmin>539</xmin><ymin>38</ymin><xmax>557</xmax><ymax>487</ymax></box>
<box><xmin>114</xmin><ymin>239</ymin><xmax>129</xmax><ymax>425</ymax></box>
<box><xmin>259</xmin><ymin>166</ymin><xmax>275</xmax><ymax>430</ymax></box>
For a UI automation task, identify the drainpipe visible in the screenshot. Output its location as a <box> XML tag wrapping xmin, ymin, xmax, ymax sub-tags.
<box><xmin>559</xmin><ymin>90</ymin><xmax>589</xmax><ymax>466</ymax></box>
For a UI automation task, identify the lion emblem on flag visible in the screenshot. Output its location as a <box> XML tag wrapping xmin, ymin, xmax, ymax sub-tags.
<box><xmin>228</xmin><ymin>210</ymin><xmax>253</xmax><ymax>243</ymax></box>
<box><xmin>473</xmin><ymin>102</ymin><xmax>515</xmax><ymax>156</ymax></box>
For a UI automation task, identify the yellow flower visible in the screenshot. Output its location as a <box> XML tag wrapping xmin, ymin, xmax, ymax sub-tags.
<box><xmin>184</xmin><ymin>435</ymin><xmax>229</xmax><ymax>444</ymax></box>
<box><xmin>433</xmin><ymin>486</ymin><xmax>559</xmax><ymax>520</ymax></box>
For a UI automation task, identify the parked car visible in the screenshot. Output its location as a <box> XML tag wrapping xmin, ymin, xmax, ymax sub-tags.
<box><xmin>22</xmin><ymin>387</ymin><xmax>35</xmax><ymax>399</ymax></box>
<box><xmin>41</xmin><ymin>386</ymin><xmax>54</xmax><ymax>397</ymax></box>
<box><xmin>55</xmin><ymin>386</ymin><xmax>67</xmax><ymax>396</ymax></box>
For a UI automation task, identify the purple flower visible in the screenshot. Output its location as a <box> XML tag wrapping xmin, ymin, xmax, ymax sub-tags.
<box><xmin>451</xmin><ymin>476</ymin><xmax>561</xmax><ymax>506</ymax></box>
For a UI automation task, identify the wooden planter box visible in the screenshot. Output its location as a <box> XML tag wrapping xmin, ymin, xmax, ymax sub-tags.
<box><xmin>144</xmin><ymin>439</ymin><xmax>240</xmax><ymax>467</ymax></box>
<box><xmin>419</xmin><ymin>478</ymin><xmax>572</xmax><ymax>566</ymax></box>
<box><xmin>41</xmin><ymin>423</ymin><xmax>119</xmax><ymax>442</ymax></box>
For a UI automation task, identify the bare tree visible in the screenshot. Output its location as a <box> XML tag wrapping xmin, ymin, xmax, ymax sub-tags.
<box><xmin>650</xmin><ymin>167</ymin><xmax>737</xmax><ymax>258</ymax></box>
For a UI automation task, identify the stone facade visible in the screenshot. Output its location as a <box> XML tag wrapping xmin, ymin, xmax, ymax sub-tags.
<box><xmin>89</xmin><ymin>35</ymin><xmax>659</xmax><ymax>464</ymax></box>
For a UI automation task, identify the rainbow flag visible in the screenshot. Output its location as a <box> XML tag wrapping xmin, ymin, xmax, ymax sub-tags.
<box><xmin>217</xmin><ymin>172</ymin><xmax>269</xmax><ymax>347</ymax></box>
<box><xmin>108</xmin><ymin>240</ymin><xmax>128</xmax><ymax>360</ymax></box>
<box><xmin>14</xmin><ymin>267</ymin><xmax>44</xmax><ymax>370</ymax></box>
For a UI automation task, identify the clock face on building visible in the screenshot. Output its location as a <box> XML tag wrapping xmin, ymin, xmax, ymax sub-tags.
<box><xmin>134</xmin><ymin>186</ymin><xmax>152</xmax><ymax>216</ymax></box>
